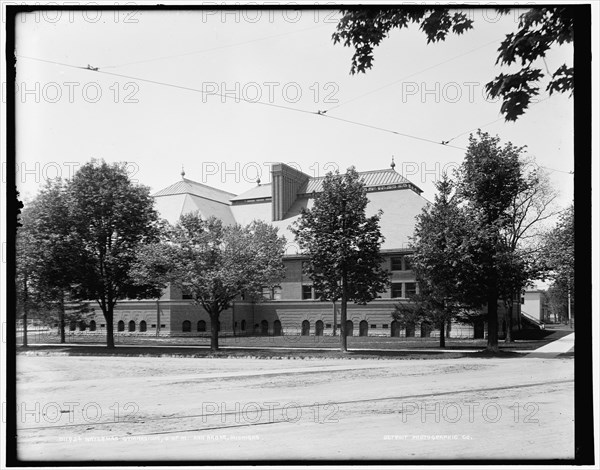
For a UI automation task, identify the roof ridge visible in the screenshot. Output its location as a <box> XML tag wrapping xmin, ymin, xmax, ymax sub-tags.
<box><xmin>182</xmin><ymin>177</ymin><xmax>237</xmax><ymax>197</ymax></box>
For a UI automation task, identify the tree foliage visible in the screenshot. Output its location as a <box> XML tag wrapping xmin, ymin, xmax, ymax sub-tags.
<box><xmin>292</xmin><ymin>167</ymin><xmax>389</xmax><ymax>352</ymax></box>
<box><xmin>132</xmin><ymin>214</ymin><xmax>286</xmax><ymax>351</ymax></box>
<box><xmin>65</xmin><ymin>160</ymin><xmax>161</xmax><ymax>347</ymax></box>
<box><xmin>332</xmin><ymin>7</ymin><xmax>574</xmax><ymax>121</ymax></box>
<box><xmin>402</xmin><ymin>174</ymin><xmax>478</xmax><ymax>347</ymax></box>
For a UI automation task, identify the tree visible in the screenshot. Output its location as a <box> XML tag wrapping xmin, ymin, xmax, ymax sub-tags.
<box><xmin>457</xmin><ymin>131</ymin><xmax>528</xmax><ymax>351</ymax></box>
<box><xmin>67</xmin><ymin>160</ymin><xmax>162</xmax><ymax>348</ymax></box>
<box><xmin>332</xmin><ymin>7</ymin><xmax>574</xmax><ymax>121</ymax></box>
<box><xmin>292</xmin><ymin>167</ymin><xmax>390</xmax><ymax>352</ymax></box>
<box><xmin>499</xmin><ymin>160</ymin><xmax>560</xmax><ymax>341</ymax></box>
<box><xmin>132</xmin><ymin>214</ymin><xmax>286</xmax><ymax>351</ymax></box>
<box><xmin>542</xmin><ymin>204</ymin><xmax>574</xmax><ymax>323</ymax></box>
<box><xmin>404</xmin><ymin>175</ymin><xmax>479</xmax><ymax>347</ymax></box>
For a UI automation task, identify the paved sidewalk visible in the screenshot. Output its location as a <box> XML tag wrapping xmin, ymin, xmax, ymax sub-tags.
<box><xmin>526</xmin><ymin>332</ymin><xmax>574</xmax><ymax>358</ymax></box>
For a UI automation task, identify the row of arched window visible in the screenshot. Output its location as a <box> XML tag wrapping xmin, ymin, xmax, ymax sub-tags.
<box><xmin>69</xmin><ymin>320</ymin><xmax>97</xmax><ymax>331</ymax></box>
<box><xmin>297</xmin><ymin>320</ymin><xmax>435</xmax><ymax>337</ymax></box>
<box><xmin>117</xmin><ymin>320</ymin><xmax>148</xmax><ymax>332</ymax></box>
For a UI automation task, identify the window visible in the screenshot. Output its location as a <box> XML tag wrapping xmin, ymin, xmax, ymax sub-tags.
<box><xmin>315</xmin><ymin>320</ymin><xmax>324</xmax><ymax>336</ymax></box>
<box><xmin>326</xmin><ymin>324</ymin><xmax>332</xmax><ymax>328</ymax></box>
<box><xmin>151</xmin><ymin>324</ymin><xmax>156</xmax><ymax>328</ymax></box>
<box><xmin>302</xmin><ymin>285</ymin><xmax>312</xmax><ymax>300</ymax></box>
<box><xmin>140</xmin><ymin>321</ymin><xmax>147</xmax><ymax>332</ymax></box>
<box><xmin>198</xmin><ymin>320</ymin><xmax>206</xmax><ymax>332</ymax></box>
<box><xmin>100</xmin><ymin>324</ymin><xmax>106</xmax><ymax>328</ymax></box>
<box><xmin>382</xmin><ymin>324</ymin><xmax>389</xmax><ymax>329</ymax></box>
<box><xmin>301</xmin><ymin>320</ymin><xmax>310</xmax><ymax>336</ymax></box>
<box><xmin>261</xmin><ymin>286</ymin><xmax>272</xmax><ymax>300</ymax></box>
<box><xmin>261</xmin><ymin>320</ymin><xmax>269</xmax><ymax>335</ymax></box>
<box><xmin>391</xmin><ymin>257</ymin><xmax>403</xmax><ymax>271</ymax></box>
<box><xmin>274</xmin><ymin>320</ymin><xmax>282</xmax><ymax>336</ymax></box>
<box><xmin>371</xmin><ymin>324</ymin><xmax>377</xmax><ymax>329</ymax></box>
<box><xmin>273</xmin><ymin>286</ymin><xmax>282</xmax><ymax>300</ymax></box>
<box><xmin>405</xmin><ymin>282</ymin><xmax>417</xmax><ymax>298</ymax></box>
<box><xmin>391</xmin><ymin>283</ymin><xmax>403</xmax><ymax>298</ymax></box>
<box><xmin>117</xmin><ymin>320</ymin><xmax>125</xmax><ymax>332</ymax></box>
<box><xmin>241</xmin><ymin>319</ymin><xmax>246</xmax><ymax>331</ymax></box>
<box><xmin>182</xmin><ymin>320</ymin><xmax>191</xmax><ymax>332</ymax></box>
<box><xmin>79</xmin><ymin>321</ymin><xmax>86</xmax><ymax>331</ymax></box>
<box><xmin>89</xmin><ymin>320</ymin><xmax>96</xmax><ymax>332</ymax></box>
<box><xmin>160</xmin><ymin>324</ymin><xmax>166</xmax><ymax>328</ymax></box>
<box><xmin>404</xmin><ymin>256</ymin><xmax>412</xmax><ymax>271</ymax></box>
<box><xmin>181</xmin><ymin>285</ymin><xmax>193</xmax><ymax>300</ymax></box>
<box><xmin>128</xmin><ymin>320</ymin><xmax>136</xmax><ymax>332</ymax></box>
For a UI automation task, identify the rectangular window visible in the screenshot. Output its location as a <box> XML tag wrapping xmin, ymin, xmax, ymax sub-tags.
<box><xmin>273</xmin><ymin>286</ymin><xmax>282</xmax><ymax>301</ymax></box>
<box><xmin>336</xmin><ymin>324</ymin><xmax>341</xmax><ymax>329</ymax></box>
<box><xmin>403</xmin><ymin>256</ymin><xmax>412</xmax><ymax>271</ymax></box>
<box><xmin>261</xmin><ymin>286</ymin><xmax>272</xmax><ymax>300</ymax></box>
<box><xmin>100</xmin><ymin>324</ymin><xmax>106</xmax><ymax>328</ymax></box>
<box><xmin>151</xmin><ymin>324</ymin><xmax>156</xmax><ymax>328</ymax></box>
<box><xmin>390</xmin><ymin>257</ymin><xmax>403</xmax><ymax>271</ymax></box>
<box><xmin>370</xmin><ymin>324</ymin><xmax>377</xmax><ymax>329</ymax></box>
<box><xmin>160</xmin><ymin>324</ymin><xmax>166</xmax><ymax>328</ymax></box>
<box><xmin>391</xmin><ymin>283</ymin><xmax>403</xmax><ymax>298</ymax></box>
<box><xmin>382</xmin><ymin>324</ymin><xmax>389</xmax><ymax>329</ymax></box>
<box><xmin>326</xmin><ymin>324</ymin><xmax>332</xmax><ymax>328</ymax></box>
<box><xmin>182</xmin><ymin>287</ymin><xmax>193</xmax><ymax>300</ymax></box>
<box><xmin>405</xmin><ymin>282</ymin><xmax>417</xmax><ymax>298</ymax></box>
<box><xmin>302</xmin><ymin>285</ymin><xmax>313</xmax><ymax>300</ymax></box>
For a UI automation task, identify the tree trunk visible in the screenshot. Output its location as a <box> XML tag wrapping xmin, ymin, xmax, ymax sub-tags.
<box><xmin>439</xmin><ymin>319</ymin><xmax>446</xmax><ymax>348</ymax></box>
<box><xmin>340</xmin><ymin>279</ymin><xmax>348</xmax><ymax>352</ymax></box>
<box><xmin>486</xmin><ymin>287</ymin><xmax>499</xmax><ymax>352</ymax></box>
<box><xmin>59</xmin><ymin>294</ymin><xmax>65</xmax><ymax>344</ymax></box>
<box><xmin>210</xmin><ymin>311</ymin><xmax>219</xmax><ymax>351</ymax></box>
<box><xmin>22</xmin><ymin>278</ymin><xmax>28</xmax><ymax>348</ymax></box>
<box><xmin>105</xmin><ymin>306</ymin><xmax>115</xmax><ymax>348</ymax></box>
<box><xmin>505</xmin><ymin>300</ymin><xmax>514</xmax><ymax>343</ymax></box>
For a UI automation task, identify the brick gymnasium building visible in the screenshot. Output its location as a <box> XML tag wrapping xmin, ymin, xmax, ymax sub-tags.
<box><xmin>80</xmin><ymin>162</ymin><xmax>516</xmax><ymax>339</ymax></box>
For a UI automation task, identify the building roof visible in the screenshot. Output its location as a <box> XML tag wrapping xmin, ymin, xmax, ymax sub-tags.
<box><xmin>152</xmin><ymin>178</ymin><xmax>236</xmax><ymax>205</ymax></box>
<box><xmin>230</xmin><ymin>183</ymin><xmax>272</xmax><ymax>202</ymax></box>
<box><xmin>299</xmin><ymin>168</ymin><xmax>422</xmax><ymax>195</ymax></box>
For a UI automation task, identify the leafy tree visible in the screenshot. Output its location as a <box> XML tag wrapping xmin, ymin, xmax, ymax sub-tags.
<box><xmin>132</xmin><ymin>214</ymin><xmax>286</xmax><ymax>351</ymax></box>
<box><xmin>67</xmin><ymin>160</ymin><xmax>162</xmax><ymax>348</ymax></box>
<box><xmin>542</xmin><ymin>204</ymin><xmax>574</xmax><ymax>323</ymax></box>
<box><xmin>457</xmin><ymin>131</ymin><xmax>528</xmax><ymax>351</ymax></box>
<box><xmin>402</xmin><ymin>175</ymin><xmax>478</xmax><ymax>347</ymax></box>
<box><xmin>332</xmin><ymin>7</ymin><xmax>573</xmax><ymax>121</ymax></box>
<box><xmin>292</xmin><ymin>167</ymin><xmax>390</xmax><ymax>352</ymax></box>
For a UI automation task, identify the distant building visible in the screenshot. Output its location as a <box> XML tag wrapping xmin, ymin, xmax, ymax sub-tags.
<box><xmin>78</xmin><ymin>162</ymin><xmax>516</xmax><ymax>339</ymax></box>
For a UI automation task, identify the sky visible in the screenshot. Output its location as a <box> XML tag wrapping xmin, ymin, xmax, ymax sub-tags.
<box><xmin>11</xmin><ymin>5</ymin><xmax>575</xmax><ymax>214</ymax></box>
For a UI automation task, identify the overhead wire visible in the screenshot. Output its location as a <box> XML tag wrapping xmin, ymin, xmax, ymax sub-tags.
<box><xmin>16</xmin><ymin>54</ymin><xmax>463</xmax><ymax>151</ymax></box>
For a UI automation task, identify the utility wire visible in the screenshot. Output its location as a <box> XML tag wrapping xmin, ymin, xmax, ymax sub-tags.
<box><xmin>324</xmin><ymin>37</ymin><xmax>501</xmax><ymax>113</ymax></box>
<box><xmin>98</xmin><ymin>24</ymin><xmax>330</xmax><ymax>70</ymax></box>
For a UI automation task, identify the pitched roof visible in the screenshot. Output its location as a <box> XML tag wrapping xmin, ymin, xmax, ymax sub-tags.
<box><xmin>299</xmin><ymin>168</ymin><xmax>422</xmax><ymax>195</ymax></box>
<box><xmin>230</xmin><ymin>183</ymin><xmax>272</xmax><ymax>202</ymax></box>
<box><xmin>152</xmin><ymin>178</ymin><xmax>236</xmax><ymax>205</ymax></box>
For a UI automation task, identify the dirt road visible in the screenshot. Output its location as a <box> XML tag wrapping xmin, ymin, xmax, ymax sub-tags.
<box><xmin>16</xmin><ymin>354</ymin><xmax>573</xmax><ymax>461</ymax></box>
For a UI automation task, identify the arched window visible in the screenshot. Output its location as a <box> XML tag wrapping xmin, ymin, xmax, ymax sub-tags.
<box><xmin>359</xmin><ymin>320</ymin><xmax>368</xmax><ymax>337</ymax></box>
<box><xmin>89</xmin><ymin>320</ymin><xmax>96</xmax><ymax>332</ymax></box>
<box><xmin>391</xmin><ymin>320</ymin><xmax>400</xmax><ymax>337</ymax></box>
<box><xmin>301</xmin><ymin>320</ymin><xmax>310</xmax><ymax>336</ymax></box>
<box><xmin>198</xmin><ymin>320</ymin><xmax>206</xmax><ymax>332</ymax></box>
<box><xmin>241</xmin><ymin>319</ymin><xmax>246</xmax><ymax>332</ymax></box>
<box><xmin>420</xmin><ymin>321</ymin><xmax>431</xmax><ymax>338</ymax></box>
<box><xmin>117</xmin><ymin>320</ymin><xmax>125</xmax><ymax>332</ymax></box>
<box><xmin>345</xmin><ymin>320</ymin><xmax>354</xmax><ymax>337</ymax></box>
<box><xmin>182</xmin><ymin>320</ymin><xmax>191</xmax><ymax>332</ymax></box>
<box><xmin>274</xmin><ymin>320</ymin><xmax>282</xmax><ymax>336</ymax></box>
<box><xmin>69</xmin><ymin>321</ymin><xmax>77</xmax><ymax>331</ymax></box>
<box><xmin>261</xmin><ymin>320</ymin><xmax>269</xmax><ymax>335</ymax></box>
<box><xmin>315</xmin><ymin>320</ymin><xmax>324</xmax><ymax>336</ymax></box>
<box><xmin>128</xmin><ymin>320</ymin><xmax>136</xmax><ymax>332</ymax></box>
<box><xmin>405</xmin><ymin>322</ymin><xmax>415</xmax><ymax>337</ymax></box>
<box><xmin>79</xmin><ymin>321</ymin><xmax>86</xmax><ymax>331</ymax></box>
<box><xmin>140</xmin><ymin>320</ymin><xmax>147</xmax><ymax>332</ymax></box>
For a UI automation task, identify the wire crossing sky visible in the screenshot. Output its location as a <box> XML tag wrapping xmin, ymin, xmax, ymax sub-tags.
<box><xmin>13</xmin><ymin>7</ymin><xmax>574</xmax><ymax>210</ymax></box>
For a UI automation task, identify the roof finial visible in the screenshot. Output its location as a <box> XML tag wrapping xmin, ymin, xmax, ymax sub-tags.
<box><xmin>181</xmin><ymin>165</ymin><xmax>185</xmax><ymax>179</ymax></box>
<box><xmin>257</xmin><ymin>177</ymin><xmax>261</xmax><ymax>186</ymax></box>
<box><xmin>390</xmin><ymin>155</ymin><xmax>396</xmax><ymax>171</ymax></box>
